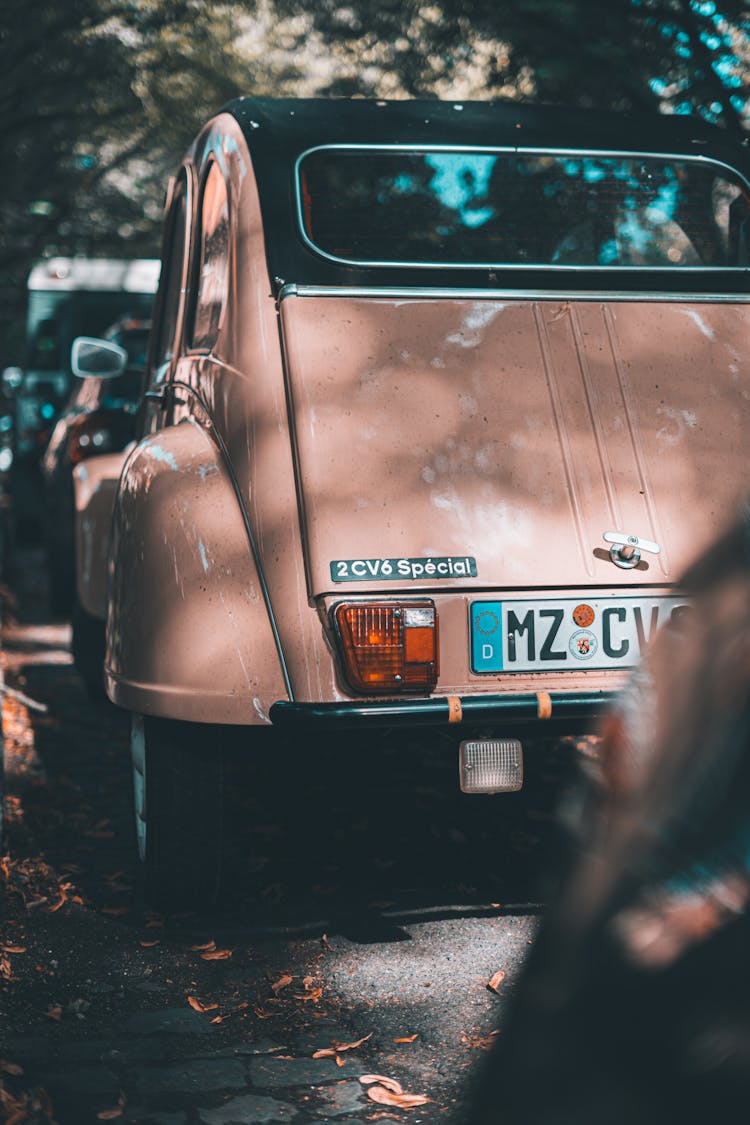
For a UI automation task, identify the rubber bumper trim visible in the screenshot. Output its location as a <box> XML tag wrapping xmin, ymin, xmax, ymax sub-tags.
<box><xmin>270</xmin><ymin>691</ymin><xmax>617</xmax><ymax>730</ymax></box>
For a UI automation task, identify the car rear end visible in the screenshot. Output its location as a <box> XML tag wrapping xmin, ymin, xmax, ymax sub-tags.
<box><xmin>268</xmin><ymin>129</ymin><xmax>750</xmax><ymax>795</ymax></box>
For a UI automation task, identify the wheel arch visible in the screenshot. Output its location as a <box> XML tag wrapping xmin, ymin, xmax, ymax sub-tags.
<box><xmin>105</xmin><ymin>417</ymin><xmax>289</xmax><ymax>724</ymax></box>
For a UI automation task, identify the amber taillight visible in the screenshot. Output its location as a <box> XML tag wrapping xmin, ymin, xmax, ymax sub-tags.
<box><xmin>334</xmin><ymin>601</ymin><xmax>439</xmax><ymax>695</ymax></box>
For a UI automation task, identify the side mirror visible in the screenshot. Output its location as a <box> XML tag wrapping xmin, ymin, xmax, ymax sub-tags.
<box><xmin>71</xmin><ymin>337</ymin><xmax>128</xmax><ymax>380</ymax></box>
<box><xmin>2</xmin><ymin>366</ymin><xmax>23</xmax><ymax>395</ymax></box>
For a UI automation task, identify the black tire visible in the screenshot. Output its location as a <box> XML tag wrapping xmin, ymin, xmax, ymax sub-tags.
<box><xmin>48</xmin><ymin>549</ymin><xmax>75</xmax><ymax>615</ymax></box>
<box><xmin>131</xmin><ymin>714</ymin><xmax>224</xmax><ymax>911</ymax></box>
<box><xmin>71</xmin><ymin>598</ymin><xmax>106</xmax><ymax>701</ymax></box>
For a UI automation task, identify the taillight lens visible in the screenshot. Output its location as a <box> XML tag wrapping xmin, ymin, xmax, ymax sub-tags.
<box><xmin>334</xmin><ymin>601</ymin><xmax>439</xmax><ymax>695</ymax></box>
<box><xmin>68</xmin><ymin>411</ymin><xmax>119</xmax><ymax>465</ymax></box>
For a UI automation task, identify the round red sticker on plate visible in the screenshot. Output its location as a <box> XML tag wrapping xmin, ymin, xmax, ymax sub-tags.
<box><xmin>573</xmin><ymin>603</ymin><xmax>595</xmax><ymax>628</ymax></box>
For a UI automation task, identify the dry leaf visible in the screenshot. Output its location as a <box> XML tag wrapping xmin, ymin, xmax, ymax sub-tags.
<box><xmin>201</xmin><ymin>948</ymin><xmax>232</xmax><ymax>961</ymax></box>
<box><xmin>190</xmin><ymin>940</ymin><xmax>216</xmax><ymax>952</ymax></box>
<box><xmin>461</xmin><ymin>1030</ymin><xmax>500</xmax><ymax>1051</ymax></box>
<box><xmin>145</xmin><ymin>919</ymin><xmax>164</xmax><ymax>929</ymax></box>
<box><xmin>271</xmin><ymin>973</ymin><xmax>293</xmax><ymax>995</ymax></box>
<box><xmin>97</xmin><ymin>1091</ymin><xmax>126</xmax><ymax>1120</ymax></box>
<box><xmin>210</xmin><ymin>1015</ymin><xmax>223</xmax><ymax>1024</ymax></box>
<box><xmin>45</xmin><ymin>893</ymin><xmax>67</xmax><ymax>914</ymax></box>
<box><xmin>0</xmin><ymin>1060</ymin><xmax>24</xmax><ymax>1076</ymax></box>
<box><xmin>394</xmin><ymin>1034</ymin><xmax>419</xmax><ymax>1043</ymax></box>
<box><xmin>302</xmin><ymin>975</ymin><xmax>315</xmax><ymax>989</ymax></box>
<box><xmin>46</xmin><ymin>1005</ymin><xmax>63</xmax><ymax>1021</ymax></box>
<box><xmin>1</xmin><ymin>945</ymin><xmax>26</xmax><ymax>955</ymax></box>
<box><xmin>187</xmin><ymin>996</ymin><xmax>219</xmax><ymax>1013</ymax></box>
<box><xmin>294</xmin><ymin>987</ymin><xmax>322</xmax><ymax>1002</ymax></box>
<box><xmin>360</xmin><ymin>1075</ymin><xmax>403</xmax><ymax>1094</ymax></box>
<box><xmin>139</xmin><ymin>940</ymin><xmax>160</xmax><ymax>948</ymax></box>
<box><xmin>487</xmin><ymin>970</ymin><xmax>506</xmax><ymax>994</ymax></box>
<box><xmin>367</xmin><ymin>1086</ymin><xmax>430</xmax><ymax>1109</ymax></box>
<box><xmin>313</xmin><ymin>1032</ymin><xmax>372</xmax><ymax>1058</ymax></box>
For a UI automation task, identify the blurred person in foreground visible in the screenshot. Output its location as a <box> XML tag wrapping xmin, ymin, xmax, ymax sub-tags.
<box><xmin>468</xmin><ymin>508</ymin><xmax>750</xmax><ymax>1125</ymax></box>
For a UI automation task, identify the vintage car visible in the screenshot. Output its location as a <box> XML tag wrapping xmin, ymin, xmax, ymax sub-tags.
<box><xmin>74</xmin><ymin>98</ymin><xmax>750</xmax><ymax>907</ymax></box>
<box><xmin>42</xmin><ymin>318</ymin><xmax>149</xmax><ymax>615</ymax></box>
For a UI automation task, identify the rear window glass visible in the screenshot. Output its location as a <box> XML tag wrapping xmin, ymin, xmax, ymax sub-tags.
<box><xmin>298</xmin><ymin>149</ymin><xmax>750</xmax><ymax>269</ymax></box>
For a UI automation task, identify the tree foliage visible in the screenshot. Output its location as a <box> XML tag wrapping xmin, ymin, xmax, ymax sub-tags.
<box><xmin>283</xmin><ymin>0</ymin><xmax>749</xmax><ymax>129</ymax></box>
<box><xmin>0</xmin><ymin>0</ymin><xmax>305</xmax><ymax>358</ymax></box>
<box><xmin>1</xmin><ymin>0</ymin><xmax>748</xmax><ymax>361</ymax></box>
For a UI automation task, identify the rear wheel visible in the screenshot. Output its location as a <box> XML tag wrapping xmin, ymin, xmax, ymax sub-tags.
<box><xmin>131</xmin><ymin>714</ymin><xmax>224</xmax><ymax>911</ymax></box>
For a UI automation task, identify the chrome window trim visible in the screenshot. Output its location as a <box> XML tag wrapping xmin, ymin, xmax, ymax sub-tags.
<box><xmin>294</xmin><ymin>143</ymin><xmax>750</xmax><ymax>272</ymax></box>
<box><xmin>279</xmin><ymin>283</ymin><xmax>750</xmax><ymax>304</ymax></box>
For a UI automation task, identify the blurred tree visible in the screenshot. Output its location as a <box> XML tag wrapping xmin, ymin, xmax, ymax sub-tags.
<box><xmin>1</xmin><ymin>0</ymin><xmax>748</xmax><ymax>363</ymax></box>
<box><xmin>280</xmin><ymin>0</ymin><xmax>749</xmax><ymax>131</ymax></box>
<box><xmin>0</xmin><ymin>0</ymin><xmax>306</xmax><ymax>361</ymax></box>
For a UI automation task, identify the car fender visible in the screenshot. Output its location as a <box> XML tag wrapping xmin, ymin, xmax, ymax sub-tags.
<box><xmin>104</xmin><ymin>418</ymin><xmax>288</xmax><ymax>725</ymax></box>
<box><xmin>73</xmin><ymin>451</ymin><xmax>128</xmax><ymax>620</ymax></box>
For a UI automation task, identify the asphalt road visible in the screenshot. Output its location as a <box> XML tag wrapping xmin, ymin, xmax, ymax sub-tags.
<box><xmin>0</xmin><ymin>550</ymin><xmax>591</xmax><ymax>1125</ymax></box>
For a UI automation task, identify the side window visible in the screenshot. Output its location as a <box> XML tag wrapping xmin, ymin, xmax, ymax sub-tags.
<box><xmin>190</xmin><ymin>161</ymin><xmax>230</xmax><ymax>352</ymax></box>
<box><xmin>152</xmin><ymin>177</ymin><xmax>188</xmax><ymax>374</ymax></box>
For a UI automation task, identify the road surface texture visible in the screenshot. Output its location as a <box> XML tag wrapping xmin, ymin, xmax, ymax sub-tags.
<box><xmin>0</xmin><ymin>549</ymin><xmax>593</xmax><ymax>1124</ymax></box>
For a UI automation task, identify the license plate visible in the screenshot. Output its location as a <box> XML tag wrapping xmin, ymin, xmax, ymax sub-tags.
<box><xmin>470</xmin><ymin>596</ymin><xmax>690</xmax><ymax>673</ymax></box>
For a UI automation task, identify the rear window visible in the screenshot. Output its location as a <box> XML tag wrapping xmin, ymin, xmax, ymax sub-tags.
<box><xmin>297</xmin><ymin>148</ymin><xmax>750</xmax><ymax>270</ymax></box>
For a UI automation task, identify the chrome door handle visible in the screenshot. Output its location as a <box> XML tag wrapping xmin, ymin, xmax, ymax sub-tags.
<box><xmin>603</xmin><ymin>530</ymin><xmax>661</xmax><ymax>569</ymax></box>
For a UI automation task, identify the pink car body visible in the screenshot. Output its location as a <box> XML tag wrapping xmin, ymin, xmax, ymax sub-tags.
<box><xmin>73</xmin><ymin>99</ymin><xmax>750</xmax><ymax>904</ymax></box>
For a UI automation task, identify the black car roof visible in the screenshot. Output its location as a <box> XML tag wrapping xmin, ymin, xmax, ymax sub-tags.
<box><xmin>221</xmin><ymin>97</ymin><xmax>750</xmax><ymax>294</ymax></box>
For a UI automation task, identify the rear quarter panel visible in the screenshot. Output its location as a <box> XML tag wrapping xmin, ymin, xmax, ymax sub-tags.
<box><xmin>105</xmin><ymin>420</ymin><xmax>288</xmax><ymax>724</ymax></box>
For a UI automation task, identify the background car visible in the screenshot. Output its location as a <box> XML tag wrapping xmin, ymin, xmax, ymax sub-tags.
<box><xmin>41</xmin><ymin>318</ymin><xmax>149</xmax><ymax>614</ymax></box>
<box><xmin>2</xmin><ymin>258</ymin><xmax>158</xmax><ymax>543</ymax></box>
<box><xmin>73</xmin><ymin>98</ymin><xmax>750</xmax><ymax>909</ymax></box>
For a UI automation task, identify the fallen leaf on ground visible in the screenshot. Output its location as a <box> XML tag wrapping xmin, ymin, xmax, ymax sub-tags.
<box><xmin>45</xmin><ymin>1005</ymin><xmax>63</xmax><ymax>1021</ymax></box>
<box><xmin>313</xmin><ymin>1032</ymin><xmax>372</xmax><ymax>1058</ymax></box>
<box><xmin>271</xmin><ymin>973</ymin><xmax>293</xmax><ymax>995</ymax></box>
<box><xmin>360</xmin><ymin>1076</ymin><xmax>430</xmax><ymax>1109</ymax></box>
<box><xmin>210</xmin><ymin>1016</ymin><xmax>223</xmax><ymax>1024</ymax></box>
<box><xmin>487</xmin><ymin>970</ymin><xmax>506</xmax><ymax>994</ymax></box>
<box><xmin>0</xmin><ymin>1060</ymin><xmax>24</xmax><ymax>1076</ymax></box>
<box><xmin>294</xmin><ymin>987</ymin><xmax>323</xmax><ymax>1002</ymax></box>
<box><xmin>0</xmin><ymin>945</ymin><xmax>26</xmax><ymax>955</ymax></box>
<box><xmin>139</xmin><ymin>940</ymin><xmax>160</xmax><ymax>948</ymax></box>
<box><xmin>190</xmin><ymin>940</ymin><xmax>216</xmax><ymax>952</ymax></box>
<box><xmin>96</xmin><ymin>1091</ymin><xmax>126</xmax><ymax>1120</ymax></box>
<box><xmin>393</xmin><ymin>1034</ymin><xmax>419</xmax><ymax>1043</ymax></box>
<box><xmin>367</xmin><ymin>1086</ymin><xmax>430</xmax><ymax>1109</ymax></box>
<box><xmin>187</xmin><ymin>996</ymin><xmax>219</xmax><ymax>1013</ymax></box>
<box><xmin>201</xmin><ymin>948</ymin><xmax>232</xmax><ymax>961</ymax></box>
<box><xmin>461</xmin><ymin>1030</ymin><xmax>500</xmax><ymax>1050</ymax></box>
<box><xmin>360</xmin><ymin>1075</ymin><xmax>404</xmax><ymax>1094</ymax></box>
